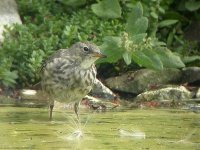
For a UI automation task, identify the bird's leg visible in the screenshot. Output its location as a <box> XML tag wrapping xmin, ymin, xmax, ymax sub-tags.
<box><xmin>49</xmin><ymin>101</ymin><xmax>54</xmax><ymax>120</ymax></box>
<box><xmin>74</xmin><ymin>101</ymin><xmax>80</xmax><ymax>120</ymax></box>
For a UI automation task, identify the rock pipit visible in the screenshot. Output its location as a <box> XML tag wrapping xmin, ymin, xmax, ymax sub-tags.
<box><xmin>41</xmin><ymin>42</ymin><xmax>105</xmax><ymax>120</ymax></box>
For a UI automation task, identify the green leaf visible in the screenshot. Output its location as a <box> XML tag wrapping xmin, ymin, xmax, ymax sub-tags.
<box><xmin>58</xmin><ymin>0</ymin><xmax>86</xmax><ymax>7</ymax></box>
<box><xmin>127</xmin><ymin>17</ymin><xmax>148</xmax><ymax>36</ymax></box>
<box><xmin>130</xmin><ymin>33</ymin><xmax>147</xmax><ymax>44</ymax></box>
<box><xmin>167</xmin><ymin>31</ymin><xmax>174</xmax><ymax>46</ymax></box>
<box><xmin>155</xmin><ymin>48</ymin><xmax>185</xmax><ymax>68</ymax></box>
<box><xmin>158</xmin><ymin>20</ymin><xmax>178</xmax><ymax>28</ymax></box>
<box><xmin>136</xmin><ymin>2</ymin><xmax>143</xmax><ymax>15</ymax></box>
<box><xmin>126</xmin><ymin>2</ymin><xmax>148</xmax><ymax>36</ymax></box>
<box><xmin>185</xmin><ymin>0</ymin><xmax>200</xmax><ymax>11</ymax></box>
<box><xmin>123</xmin><ymin>52</ymin><xmax>132</xmax><ymax>65</ymax></box>
<box><xmin>164</xmin><ymin>12</ymin><xmax>188</xmax><ymax>22</ymax></box>
<box><xmin>150</xmin><ymin>12</ymin><xmax>158</xmax><ymax>19</ymax></box>
<box><xmin>158</xmin><ymin>7</ymin><xmax>165</xmax><ymax>14</ymax></box>
<box><xmin>0</xmin><ymin>70</ymin><xmax>18</xmax><ymax>87</ymax></box>
<box><xmin>91</xmin><ymin>0</ymin><xmax>121</xmax><ymax>18</ymax></box>
<box><xmin>127</xmin><ymin>2</ymin><xmax>143</xmax><ymax>23</ymax></box>
<box><xmin>142</xmin><ymin>48</ymin><xmax>163</xmax><ymax>70</ymax></box>
<box><xmin>182</xmin><ymin>55</ymin><xmax>200</xmax><ymax>63</ymax></box>
<box><xmin>97</xmin><ymin>36</ymin><xmax>124</xmax><ymax>63</ymax></box>
<box><xmin>134</xmin><ymin>17</ymin><xmax>148</xmax><ymax>34</ymax></box>
<box><xmin>132</xmin><ymin>49</ymin><xmax>163</xmax><ymax>70</ymax></box>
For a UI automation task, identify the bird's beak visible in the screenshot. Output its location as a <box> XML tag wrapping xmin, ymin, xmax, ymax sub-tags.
<box><xmin>92</xmin><ymin>52</ymin><xmax>107</xmax><ymax>58</ymax></box>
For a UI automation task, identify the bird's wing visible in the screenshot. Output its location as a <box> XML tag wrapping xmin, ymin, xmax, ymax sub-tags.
<box><xmin>40</xmin><ymin>49</ymin><xmax>68</xmax><ymax>72</ymax></box>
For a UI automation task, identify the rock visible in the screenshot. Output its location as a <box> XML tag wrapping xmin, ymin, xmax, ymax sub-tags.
<box><xmin>105</xmin><ymin>68</ymin><xmax>182</xmax><ymax>94</ymax></box>
<box><xmin>134</xmin><ymin>86</ymin><xmax>193</xmax><ymax>101</ymax></box>
<box><xmin>184</xmin><ymin>104</ymin><xmax>200</xmax><ymax>113</ymax></box>
<box><xmin>181</xmin><ymin>67</ymin><xmax>200</xmax><ymax>84</ymax></box>
<box><xmin>196</xmin><ymin>88</ymin><xmax>200</xmax><ymax>98</ymax></box>
<box><xmin>53</xmin><ymin>95</ymin><xmax>120</xmax><ymax>111</ymax></box>
<box><xmin>81</xmin><ymin>95</ymin><xmax>120</xmax><ymax>110</ymax></box>
<box><xmin>20</xmin><ymin>87</ymin><xmax>118</xmax><ymax>110</ymax></box>
<box><xmin>0</xmin><ymin>0</ymin><xmax>22</xmax><ymax>43</ymax></box>
<box><xmin>90</xmin><ymin>79</ymin><xmax>116</xmax><ymax>100</ymax></box>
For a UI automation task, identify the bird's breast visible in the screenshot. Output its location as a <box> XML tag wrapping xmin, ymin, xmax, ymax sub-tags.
<box><xmin>73</xmin><ymin>65</ymin><xmax>97</xmax><ymax>88</ymax></box>
<box><xmin>42</xmin><ymin>61</ymin><xmax>97</xmax><ymax>102</ymax></box>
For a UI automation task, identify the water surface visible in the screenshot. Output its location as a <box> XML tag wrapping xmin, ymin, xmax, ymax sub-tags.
<box><xmin>0</xmin><ymin>107</ymin><xmax>199</xmax><ymax>149</ymax></box>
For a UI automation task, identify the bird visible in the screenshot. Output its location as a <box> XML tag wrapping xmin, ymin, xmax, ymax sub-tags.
<box><xmin>40</xmin><ymin>42</ymin><xmax>106</xmax><ymax>120</ymax></box>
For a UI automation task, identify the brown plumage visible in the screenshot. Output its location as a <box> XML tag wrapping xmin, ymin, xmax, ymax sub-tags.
<box><xmin>41</xmin><ymin>42</ymin><xmax>105</xmax><ymax>119</ymax></box>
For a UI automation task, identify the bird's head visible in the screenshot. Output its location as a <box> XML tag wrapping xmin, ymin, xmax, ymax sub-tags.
<box><xmin>68</xmin><ymin>42</ymin><xmax>106</xmax><ymax>69</ymax></box>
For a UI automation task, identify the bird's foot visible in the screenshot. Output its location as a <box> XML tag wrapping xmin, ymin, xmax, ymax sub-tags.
<box><xmin>49</xmin><ymin>104</ymin><xmax>54</xmax><ymax>120</ymax></box>
<box><xmin>74</xmin><ymin>102</ymin><xmax>80</xmax><ymax>121</ymax></box>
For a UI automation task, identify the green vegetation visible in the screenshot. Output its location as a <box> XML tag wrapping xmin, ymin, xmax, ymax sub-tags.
<box><xmin>0</xmin><ymin>0</ymin><xmax>199</xmax><ymax>87</ymax></box>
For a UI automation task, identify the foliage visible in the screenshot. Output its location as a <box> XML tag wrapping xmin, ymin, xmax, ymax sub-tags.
<box><xmin>0</xmin><ymin>0</ymin><xmax>124</xmax><ymax>87</ymax></box>
<box><xmin>149</xmin><ymin>0</ymin><xmax>200</xmax><ymax>58</ymax></box>
<box><xmin>1</xmin><ymin>24</ymin><xmax>60</xmax><ymax>86</ymax></box>
<box><xmin>0</xmin><ymin>0</ymin><xmax>199</xmax><ymax>87</ymax></box>
<box><xmin>0</xmin><ymin>59</ymin><xmax>18</xmax><ymax>87</ymax></box>
<box><xmin>98</xmin><ymin>2</ymin><xmax>185</xmax><ymax>70</ymax></box>
<box><xmin>91</xmin><ymin>0</ymin><xmax>121</xmax><ymax>18</ymax></box>
<box><xmin>185</xmin><ymin>0</ymin><xmax>200</xmax><ymax>11</ymax></box>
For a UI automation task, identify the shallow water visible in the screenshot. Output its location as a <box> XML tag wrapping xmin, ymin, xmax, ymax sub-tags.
<box><xmin>0</xmin><ymin>107</ymin><xmax>199</xmax><ymax>150</ymax></box>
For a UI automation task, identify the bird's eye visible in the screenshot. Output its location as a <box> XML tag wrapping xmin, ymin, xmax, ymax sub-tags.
<box><xmin>83</xmin><ymin>46</ymin><xmax>89</xmax><ymax>52</ymax></box>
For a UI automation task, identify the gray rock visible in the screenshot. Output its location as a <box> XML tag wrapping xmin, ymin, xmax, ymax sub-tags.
<box><xmin>81</xmin><ymin>95</ymin><xmax>119</xmax><ymax>110</ymax></box>
<box><xmin>0</xmin><ymin>0</ymin><xmax>22</xmax><ymax>42</ymax></box>
<box><xmin>134</xmin><ymin>86</ymin><xmax>193</xmax><ymax>101</ymax></box>
<box><xmin>20</xmin><ymin>89</ymin><xmax>118</xmax><ymax>110</ymax></box>
<box><xmin>90</xmin><ymin>79</ymin><xmax>116</xmax><ymax>100</ymax></box>
<box><xmin>196</xmin><ymin>88</ymin><xmax>200</xmax><ymax>98</ymax></box>
<box><xmin>105</xmin><ymin>68</ymin><xmax>182</xmax><ymax>94</ymax></box>
<box><xmin>181</xmin><ymin>67</ymin><xmax>200</xmax><ymax>83</ymax></box>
